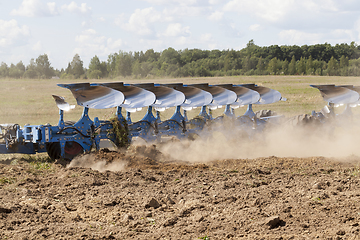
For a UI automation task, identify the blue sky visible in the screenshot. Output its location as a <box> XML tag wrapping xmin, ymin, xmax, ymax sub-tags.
<box><xmin>1</xmin><ymin>0</ymin><xmax>360</xmax><ymax>70</ymax></box>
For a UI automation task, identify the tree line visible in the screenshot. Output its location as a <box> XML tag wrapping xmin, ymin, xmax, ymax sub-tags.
<box><xmin>2</xmin><ymin>40</ymin><xmax>360</xmax><ymax>79</ymax></box>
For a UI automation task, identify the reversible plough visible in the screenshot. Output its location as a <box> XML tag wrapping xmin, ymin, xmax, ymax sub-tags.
<box><xmin>309</xmin><ymin>84</ymin><xmax>360</xmax><ymax>125</ymax></box>
<box><xmin>0</xmin><ymin>82</ymin><xmax>356</xmax><ymax>160</ymax></box>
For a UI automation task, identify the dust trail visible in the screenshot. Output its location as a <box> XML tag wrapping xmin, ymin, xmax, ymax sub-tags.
<box><xmin>67</xmin><ymin>154</ymin><xmax>127</xmax><ymax>172</ymax></box>
<box><xmin>158</xmin><ymin>117</ymin><xmax>360</xmax><ymax>162</ymax></box>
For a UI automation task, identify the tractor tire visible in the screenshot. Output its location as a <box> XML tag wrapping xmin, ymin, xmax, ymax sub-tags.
<box><xmin>46</xmin><ymin>121</ymin><xmax>84</xmax><ymax>160</ymax></box>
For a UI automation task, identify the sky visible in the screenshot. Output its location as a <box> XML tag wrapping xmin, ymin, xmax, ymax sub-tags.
<box><xmin>1</xmin><ymin>0</ymin><xmax>360</xmax><ymax>70</ymax></box>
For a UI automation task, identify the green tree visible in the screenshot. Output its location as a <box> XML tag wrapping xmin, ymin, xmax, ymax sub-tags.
<box><xmin>243</xmin><ymin>39</ymin><xmax>259</xmax><ymax>56</ymax></box>
<box><xmin>70</xmin><ymin>54</ymin><xmax>85</xmax><ymax>78</ymax></box>
<box><xmin>0</xmin><ymin>62</ymin><xmax>9</xmax><ymax>77</ymax></box>
<box><xmin>87</xmin><ymin>55</ymin><xmax>107</xmax><ymax>79</ymax></box>
<box><xmin>224</xmin><ymin>50</ymin><xmax>240</xmax><ymax>72</ymax></box>
<box><xmin>209</xmin><ymin>49</ymin><xmax>222</xmax><ymax>59</ymax></box>
<box><xmin>195</xmin><ymin>65</ymin><xmax>211</xmax><ymax>77</ymax></box>
<box><xmin>16</xmin><ymin>61</ymin><xmax>25</xmax><ymax>73</ymax></box>
<box><xmin>306</xmin><ymin>56</ymin><xmax>314</xmax><ymax>75</ymax></box>
<box><xmin>180</xmin><ymin>48</ymin><xmax>208</xmax><ymax>66</ymax></box>
<box><xmin>107</xmin><ymin>53</ymin><xmax>117</xmax><ymax>78</ymax></box>
<box><xmin>339</xmin><ymin>55</ymin><xmax>349</xmax><ymax>76</ymax></box>
<box><xmin>339</xmin><ymin>55</ymin><xmax>349</xmax><ymax>68</ymax></box>
<box><xmin>313</xmin><ymin>59</ymin><xmax>325</xmax><ymax>75</ymax></box>
<box><xmin>289</xmin><ymin>56</ymin><xmax>296</xmax><ymax>75</ymax></box>
<box><xmin>297</xmin><ymin>57</ymin><xmax>306</xmax><ymax>75</ymax></box>
<box><xmin>256</xmin><ymin>57</ymin><xmax>265</xmax><ymax>71</ymax></box>
<box><xmin>8</xmin><ymin>64</ymin><xmax>19</xmax><ymax>78</ymax></box>
<box><xmin>100</xmin><ymin>61</ymin><xmax>108</xmax><ymax>77</ymax></box>
<box><xmin>143</xmin><ymin>49</ymin><xmax>160</xmax><ymax>62</ymax></box>
<box><xmin>241</xmin><ymin>56</ymin><xmax>251</xmax><ymax>72</ymax></box>
<box><xmin>116</xmin><ymin>51</ymin><xmax>133</xmax><ymax>77</ymax></box>
<box><xmin>160</xmin><ymin>47</ymin><xmax>180</xmax><ymax>65</ymax></box>
<box><xmin>327</xmin><ymin>56</ymin><xmax>337</xmax><ymax>75</ymax></box>
<box><xmin>87</xmin><ymin>69</ymin><xmax>102</xmax><ymax>79</ymax></box>
<box><xmin>282</xmin><ymin>60</ymin><xmax>289</xmax><ymax>75</ymax></box>
<box><xmin>8</xmin><ymin>62</ymin><xmax>25</xmax><ymax>78</ymax></box>
<box><xmin>321</xmin><ymin>43</ymin><xmax>334</xmax><ymax>62</ymax></box>
<box><xmin>24</xmin><ymin>59</ymin><xmax>38</xmax><ymax>79</ymax></box>
<box><xmin>267</xmin><ymin>57</ymin><xmax>278</xmax><ymax>75</ymax></box>
<box><xmin>36</xmin><ymin>54</ymin><xmax>54</xmax><ymax>78</ymax></box>
<box><xmin>267</xmin><ymin>45</ymin><xmax>283</xmax><ymax>60</ymax></box>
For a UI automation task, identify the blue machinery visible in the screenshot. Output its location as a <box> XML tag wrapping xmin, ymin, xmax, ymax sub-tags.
<box><xmin>0</xmin><ymin>82</ymin><xmax>290</xmax><ymax>160</ymax></box>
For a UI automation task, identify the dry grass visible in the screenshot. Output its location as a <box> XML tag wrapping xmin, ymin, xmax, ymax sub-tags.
<box><xmin>1</xmin><ymin>75</ymin><xmax>360</xmax><ymax>126</ymax></box>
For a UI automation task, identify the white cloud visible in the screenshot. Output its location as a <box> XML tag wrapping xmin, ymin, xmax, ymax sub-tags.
<box><xmin>163</xmin><ymin>23</ymin><xmax>191</xmax><ymax>37</ymax></box>
<box><xmin>223</xmin><ymin>0</ymin><xmax>349</xmax><ymax>27</ymax></box>
<box><xmin>207</xmin><ymin>43</ymin><xmax>217</xmax><ymax>50</ymax></box>
<box><xmin>62</xmin><ymin>2</ymin><xmax>92</xmax><ymax>15</ymax></box>
<box><xmin>5</xmin><ymin>0</ymin><xmax>360</xmax><ymax>70</ymax></box>
<box><xmin>278</xmin><ymin>28</ymin><xmax>356</xmax><ymax>46</ymax></box>
<box><xmin>47</xmin><ymin>2</ymin><xmax>58</xmax><ymax>15</ymax></box>
<box><xmin>200</xmin><ymin>33</ymin><xmax>212</xmax><ymax>42</ymax></box>
<box><xmin>223</xmin><ymin>0</ymin><xmax>291</xmax><ymax>22</ymax></box>
<box><xmin>114</xmin><ymin>13</ymin><xmax>126</xmax><ymax>26</ymax></box>
<box><xmin>11</xmin><ymin>0</ymin><xmax>92</xmax><ymax>18</ymax></box>
<box><xmin>138</xmin><ymin>38</ymin><xmax>164</xmax><ymax>51</ymax></box>
<box><xmin>120</xmin><ymin>8</ymin><xmax>166</xmax><ymax>36</ymax></box>
<box><xmin>73</xmin><ymin>29</ymin><xmax>124</xmax><ymax>66</ymax></box>
<box><xmin>327</xmin><ymin>29</ymin><xmax>355</xmax><ymax>44</ymax></box>
<box><xmin>199</xmin><ymin>34</ymin><xmax>218</xmax><ymax>50</ymax></box>
<box><xmin>173</xmin><ymin>36</ymin><xmax>187</xmax><ymax>45</ymax></box>
<box><xmin>303</xmin><ymin>0</ymin><xmax>338</xmax><ymax>13</ymax></box>
<box><xmin>11</xmin><ymin>0</ymin><xmax>60</xmax><ymax>17</ymax></box>
<box><xmin>0</xmin><ymin>19</ymin><xmax>30</xmax><ymax>47</ymax></box>
<box><xmin>142</xmin><ymin>0</ymin><xmax>198</xmax><ymax>5</ymax></box>
<box><xmin>32</xmin><ymin>41</ymin><xmax>42</xmax><ymax>51</ymax></box>
<box><xmin>84</xmin><ymin>29</ymin><xmax>97</xmax><ymax>35</ymax></box>
<box><xmin>249</xmin><ymin>24</ymin><xmax>261</xmax><ymax>32</ymax></box>
<box><xmin>208</xmin><ymin>11</ymin><xmax>223</xmax><ymax>21</ymax></box>
<box><xmin>278</xmin><ymin>29</ymin><xmax>322</xmax><ymax>45</ymax></box>
<box><xmin>209</xmin><ymin>0</ymin><xmax>222</xmax><ymax>4</ymax></box>
<box><xmin>75</xmin><ymin>29</ymin><xmax>106</xmax><ymax>45</ymax></box>
<box><xmin>355</xmin><ymin>18</ymin><xmax>360</xmax><ymax>42</ymax></box>
<box><xmin>163</xmin><ymin>5</ymin><xmax>204</xmax><ymax>18</ymax></box>
<box><xmin>107</xmin><ymin>38</ymin><xmax>124</xmax><ymax>50</ymax></box>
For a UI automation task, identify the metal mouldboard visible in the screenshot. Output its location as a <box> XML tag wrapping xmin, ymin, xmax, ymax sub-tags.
<box><xmin>190</xmin><ymin>83</ymin><xmax>237</xmax><ymax>109</ymax></box>
<box><xmin>52</xmin><ymin>95</ymin><xmax>75</xmax><ymax>111</ymax></box>
<box><xmin>134</xmin><ymin>83</ymin><xmax>185</xmax><ymax>111</ymax></box>
<box><xmin>164</xmin><ymin>83</ymin><xmax>213</xmax><ymax>110</ymax></box>
<box><xmin>58</xmin><ymin>83</ymin><xmax>125</xmax><ymax>109</ymax></box>
<box><xmin>217</xmin><ymin>84</ymin><xmax>260</xmax><ymax>107</ymax></box>
<box><xmin>310</xmin><ymin>85</ymin><xmax>359</xmax><ymax>104</ymax></box>
<box><xmin>95</xmin><ymin>82</ymin><xmax>156</xmax><ymax>112</ymax></box>
<box><xmin>241</xmin><ymin>84</ymin><xmax>283</xmax><ymax>105</ymax></box>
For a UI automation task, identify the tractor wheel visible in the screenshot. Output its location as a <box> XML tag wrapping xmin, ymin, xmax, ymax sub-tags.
<box><xmin>46</xmin><ymin>120</ymin><xmax>85</xmax><ymax>161</ymax></box>
<box><xmin>47</xmin><ymin>141</ymin><xmax>84</xmax><ymax>161</ymax></box>
<box><xmin>64</xmin><ymin>141</ymin><xmax>84</xmax><ymax>159</ymax></box>
<box><xmin>46</xmin><ymin>142</ymin><xmax>61</xmax><ymax>160</ymax></box>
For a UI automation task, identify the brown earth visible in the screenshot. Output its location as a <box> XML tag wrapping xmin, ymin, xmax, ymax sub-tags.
<box><xmin>1</xmin><ymin>144</ymin><xmax>360</xmax><ymax>240</ymax></box>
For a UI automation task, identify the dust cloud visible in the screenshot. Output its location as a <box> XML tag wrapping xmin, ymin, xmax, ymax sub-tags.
<box><xmin>67</xmin><ymin>114</ymin><xmax>360</xmax><ymax>166</ymax></box>
<box><xmin>158</xmin><ymin>116</ymin><xmax>360</xmax><ymax>162</ymax></box>
<box><xmin>67</xmin><ymin>154</ymin><xmax>127</xmax><ymax>172</ymax></box>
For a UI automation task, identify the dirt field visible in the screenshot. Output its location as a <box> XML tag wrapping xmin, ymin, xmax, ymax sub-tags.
<box><xmin>1</xmin><ymin>141</ymin><xmax>360</xmax><ymax>240</ymax></box>
<box><xmin>3</xmin><ymin>76</ymin><xmax>360</xmax><ymax>240</ymax></box>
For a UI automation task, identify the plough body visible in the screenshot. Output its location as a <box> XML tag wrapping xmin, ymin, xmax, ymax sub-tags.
<box><xmin>0</xmin><ymin>82</ymin><xmax>288</xmax><ymax>160</ymax></box>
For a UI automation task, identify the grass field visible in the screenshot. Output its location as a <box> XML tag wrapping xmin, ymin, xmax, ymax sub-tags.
<box><xmin>1</xmin><ymin>75</ymin><xmax>360</xmax><ymax>126</ymax></box>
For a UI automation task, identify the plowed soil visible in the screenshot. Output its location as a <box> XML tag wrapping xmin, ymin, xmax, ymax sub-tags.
<box><xmin>1</xmin><ymin>144</ymin><xmax>360</xmax><ymax>240</ymax></box>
